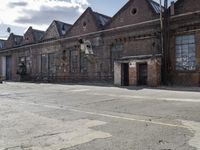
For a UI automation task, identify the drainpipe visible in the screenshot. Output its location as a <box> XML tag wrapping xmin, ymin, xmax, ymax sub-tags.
<box><xmin>160</xmin><ymin>0</ymin><xmax>164</xmax><ymax>55</ymax></box>
<box><xmin>159</xmin><ymin>0</ymin><xmax>165</xmax><ymax>85</ymax></box>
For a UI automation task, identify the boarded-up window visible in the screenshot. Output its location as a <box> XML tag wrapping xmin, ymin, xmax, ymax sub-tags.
<box><xmin>48</xmin><ymin>53</ymin><xmax>56</xmax><ymax>75</ymax></box>
<box><xmin>70</xmin><ymin>50</ymin><xmax>79</xmax><ymax>73</ymax></box>
<box><xmin>41</xmin><ymin>54</ymin><xmax>48</xmax><ymax>75</ymax></box>
<box><xmin>176</xmin><ymin>35</ymin><xmax>196</xmax><ymax>71</ymax></box>
<box><xmin>80</xmin><ymin>53</ymin><xmax>88</xmax><ymax>73</ymax></box>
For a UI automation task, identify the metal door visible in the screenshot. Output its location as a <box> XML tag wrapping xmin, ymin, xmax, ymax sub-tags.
<box><xmin>138</xmin><ymin>63</ymin><xmax>147</xmax><ymax>85</ymax></box>
<box><xmin>121</xmin><ymin>63</ymin><xmax>129</xmax><ymax>86</ymax></box>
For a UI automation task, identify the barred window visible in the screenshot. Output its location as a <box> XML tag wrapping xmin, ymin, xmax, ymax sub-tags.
<box><xmin>48</xmin><ymin>53</ymin><xmax>56</xmax><ymax>75</ymax></box>
<box><xmin>176</xmin><ymin>35</ymin><xmax>196</xmax><ymax>71</ymax></box>
<box><xmin>70</xmin><ymin>50</ymin><xmax>79</xmax><ymax>73</ymax></box>
<box><xmin>80</xmin><ymin>53</ymin><xmax>88</xmax><ymax>73</ymax></box>
<box><xmin>41</xmin><ymin>54</ymin><xmax>48</xmax><ymax>74</ymax></box>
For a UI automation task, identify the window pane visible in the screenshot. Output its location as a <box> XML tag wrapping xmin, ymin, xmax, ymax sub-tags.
<box><xmin>189</xmin><ymin>44</ymin><xmax>195</xmax><ymax>52</ymax></box>
<box><xmin>188</xmin><ymin>35</ymin><xmax>195</xmax><ymax>43</ymax></box>
<box><xmin>176</xmin><ymin>36</ymin><xmax>182</xmax><ymax>44</ymax></box>
<box><xmin>176</xmin><ymin>34</ymin><xmax>196</xmax><ymax>71</ymax></box>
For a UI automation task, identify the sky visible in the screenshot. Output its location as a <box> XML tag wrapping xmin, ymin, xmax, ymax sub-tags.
<box><xmin>0</xmin><ymin>0</ymin><xmax>175</xmax><ymax>39</ymax></box>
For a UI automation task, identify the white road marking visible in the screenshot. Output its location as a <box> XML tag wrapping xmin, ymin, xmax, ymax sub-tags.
<box><xmin>90</xmin><ymin>93</ymin><xmax>200</xmax><ymax>103</ymax></box>
<box><xmin>161</xmin><ymin>98</ymin><xmax>200</xmax><ymax>102</ymax></box>
<box><xmin>70</xmin><ymin>89</ymin><xmax>90</xmax><ymax>92</ymax></box>
<box><xmin>68</xmin><ymin>108</ymin><xmax>189</xmax><ymax>129</ymax></box>
<box><xmin>4</xmin><ymin>99</ymin><xmax>189</xmax><ymax>129</ymax></box>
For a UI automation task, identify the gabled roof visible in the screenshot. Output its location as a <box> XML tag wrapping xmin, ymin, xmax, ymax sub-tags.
<box><xmin>5</xmin><ymin>33</ymin><xmax>23</xmax><ymax>48</ymax></box>
<box><xmin>33</xmin><ymin>29</ymin><xmax>45</xmax><ymax>42</ymax></box>
<box><xmin>22</xmin><ymin>27</ymin><xmax>44</xmax><ymax>44</ymax></box>
<box><xmin>42</xmin><ymin>20</ymin><xmax>72</xmax><ymax>41</ymax></box>
<box><xmin>149</xmin><ymin>0</ymin><xmax>163</xmax><ymax>14</ymax></box>
<box><xmin>66</xmin><ymin>7</ymin><xmax>111</xmax><ymax>36</ymax></box>
<box><xmin>106</xmin><ymin>0</ymin><xmax>161</xmax><ymax>29</ymax></box>
<box><xmin>54</xmin><ymin>20</ymin><xmax>72</xmax><ymax>36</ymax></box>
<box><xmin>12</xmin><ymin>34</ymin><xmax>23</xmax><ymax>45</ymax></box>
<box><xmin>93</xmin><ymin>12</ymin><xmax>111</xmax><ymax>28</ymax></box>
<box><xmin>32</xmin><ymin>29</ymin><xmax>45</xmax><ymax>42</ymax></box>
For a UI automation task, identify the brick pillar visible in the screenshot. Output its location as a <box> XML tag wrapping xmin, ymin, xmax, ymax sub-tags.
<box><xmin>129</xmin><ymin>61</ymin><xmax>137</xmax><ymax>86</ymax></box>
<box><xmin>147</xmin><ymin>59</ymin><xmax>161</xmax><ymax>86</ymax></box>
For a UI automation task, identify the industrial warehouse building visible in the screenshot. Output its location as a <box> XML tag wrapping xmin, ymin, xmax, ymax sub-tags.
<box><xmin>0</xmin><ymin>0</ymin><xmax>200</xmax><ymax>86</ymax></box>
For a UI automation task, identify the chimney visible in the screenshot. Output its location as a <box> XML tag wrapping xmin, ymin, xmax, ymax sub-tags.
<box><xmin>170</xmin><ymin>1</ymin><xmax>175</xmax><ymax>16</ymax></box>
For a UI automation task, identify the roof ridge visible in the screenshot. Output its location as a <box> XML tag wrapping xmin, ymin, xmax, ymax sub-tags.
<box><xmin>93</xmin><ymin>11</ymin><xmax>111</xmax><ymax>19</ymax></box>
<box><xmin>32</xmin><ymin>29</ymin><xmax>45</xmax><ymax>33</ymax></box>
<box><xmin>13</xmin><ymin>34</ymin><xmax>23</xmax><ymax>37</ymax></box>
<box><xmin>54</xmin><ymin>20</ymin><xmax>72</xmax><ymax>26</ymax></box>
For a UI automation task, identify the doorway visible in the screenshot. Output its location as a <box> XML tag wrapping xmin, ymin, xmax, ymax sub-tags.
<box><xmin>121</xmin><ymin>63</ymin><xmax>129</xmax><ymax>86</ymax></box>
<box><xmin>138</xmin><ymin>63</ymin><xmax>147</xmax><ymax>85</ymax></box>
<box><xmin>6</xmin><ymin>56</ymin><xmax>12</xmax><ymax>80</ymax></box>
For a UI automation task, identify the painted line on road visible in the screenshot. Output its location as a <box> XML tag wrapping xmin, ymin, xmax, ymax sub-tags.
<box><xmin>4</xmin><ymin>99</ymin><xmax>189</xmax><ymax>129</ymax></box>
<box><xmin>68</xmin><ymin>108</ymin><xmax>189</xmax><ymax>129</ymax></box>
<box><xmin>89</xmin><ymin>93</ymin><xmax>200</xmax><ymax>103</ymax></box>
<box><xmin>70</xmin><ymin>89</ymin><xmax>90</xmax><ymax>92</ymax></box>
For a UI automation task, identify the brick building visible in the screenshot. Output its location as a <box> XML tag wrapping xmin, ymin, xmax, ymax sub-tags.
<box><xmin>0</xmin><ymin>0</ymin><xmax>199</xmax><ymax>86</ymax></box>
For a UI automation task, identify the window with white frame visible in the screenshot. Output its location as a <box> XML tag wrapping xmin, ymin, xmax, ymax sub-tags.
<box><xmin>176</xmin><ymin>34</ymin><xmax>196</xmax><ymax>71</ymax></box>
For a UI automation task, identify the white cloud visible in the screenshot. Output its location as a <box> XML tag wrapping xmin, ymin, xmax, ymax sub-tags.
<box><xmin>0</xmin><ymin>0</ymin><xmax>90</xmax><ymax>30</ymax></box>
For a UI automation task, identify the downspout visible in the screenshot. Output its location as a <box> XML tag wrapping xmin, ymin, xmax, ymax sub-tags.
<box><xmin>159</xmin><ymin>0</ymin><xmax>165</xmax><ymax>85</ymax></box>
<box><xmin>160</xmin><ymin>0</ymin><xmax>169</xmax><ymax>85</ymax></box>
<box><xmin>160</xmin><ymin>0</ymin><xmax>164</xmax><ymax>55</ymax></box>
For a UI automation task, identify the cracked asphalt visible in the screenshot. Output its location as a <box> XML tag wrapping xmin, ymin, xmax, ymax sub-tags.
<box><xmin>0</xmin><ymin>82</ymin><xmax>200</xmax><ymax>150</ymax></box>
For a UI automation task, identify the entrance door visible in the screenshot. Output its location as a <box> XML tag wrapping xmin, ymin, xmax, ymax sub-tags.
<box><xmin>121</xmin><ymin>63</ymin><xmax>129</xmax><ymax>86</ymax></box>
<box><xmin>6</xmin><ymin>56</ymin><xmax>12</xmax><ymax>80</ymax></box>
<box><xmin>138</xmin><ymin>63</ymin><xmax>147</xmax><ymax>85</ymax></box>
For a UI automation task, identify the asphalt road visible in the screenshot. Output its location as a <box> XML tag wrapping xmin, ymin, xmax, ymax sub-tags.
<box><xmin>0</xmin><ymin>82</ymin><xmax>200</xmax><ymax>150</ymax></box>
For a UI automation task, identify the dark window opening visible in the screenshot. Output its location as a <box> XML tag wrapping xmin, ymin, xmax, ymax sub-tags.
<box><xmin>131</xmin><ymin>8</ymin><xmax>137</xmax><ymax>15</ymax></box>
<box><xmin>83</xmin><ymin>21</ymin><xmax>87</xmax><ymax>27</ymax></box>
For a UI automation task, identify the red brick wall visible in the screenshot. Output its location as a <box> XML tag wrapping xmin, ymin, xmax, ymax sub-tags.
<box><xmin>129</xmin><ymin>62</ymin><xmax>137</xmax><ymax>86</ymax></box>
<box><xmin>67</xmin><ymin>8</ymin><xmax>99</xmax><ymax>37</ymax></box>
<box><xmin>174</xmin><ymin>0</ymin><xmax>200</xmax><ymax>15</ymax></box>
<box><xmin>22</xmin><ymin>27</ymin><xmax>35</xmax><ymax>45</ymax></box>
<box><xmin>107</xmin><ymin>0</ymin><xmax>158</xmax><ymax>29</ymax></box>
<box><xmin>147</xmin><ymin>59</ymin><xmax>161</xmax><ymax>86</ymax></box>
<box><xmin>43</xmin><ymin>22</ymin><xmax>59</xmax><ymax>40</ymax></box>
